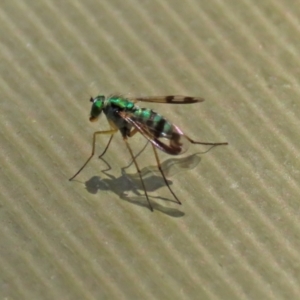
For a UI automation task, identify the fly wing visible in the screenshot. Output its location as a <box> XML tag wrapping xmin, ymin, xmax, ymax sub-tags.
<box><xmin>119</xmin><ymin>110</ymin><xmax>189</xmax><ymax>155</ymax></box>
<box><xmin>129</xmin><ymin>95</ymin><xmax>204</xmax><ymax>104</ymax></box>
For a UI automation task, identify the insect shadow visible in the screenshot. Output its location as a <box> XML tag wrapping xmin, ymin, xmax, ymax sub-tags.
<box><xmin>83</xmin><ymin>149</ymin><xmax>209</xmax><ymax>217</ymax></box>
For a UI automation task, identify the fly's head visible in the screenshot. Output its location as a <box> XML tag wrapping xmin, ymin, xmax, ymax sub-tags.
<box><xmin>89</xmin><ymin>95</ymin><xmax>105</xmax><ymax>122</ymax></box>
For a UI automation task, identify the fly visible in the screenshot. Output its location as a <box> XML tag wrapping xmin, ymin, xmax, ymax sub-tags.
<box><xmin>69</xmin><ymin>95</ymin><xmax>228</xmax><ymax>211</ymax></box>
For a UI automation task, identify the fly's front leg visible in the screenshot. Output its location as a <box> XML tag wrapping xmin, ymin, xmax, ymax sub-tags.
<box><xmin>69</xmin><ymin>128</ymin><xmax>118</xmax><ymax>181</ymax></box>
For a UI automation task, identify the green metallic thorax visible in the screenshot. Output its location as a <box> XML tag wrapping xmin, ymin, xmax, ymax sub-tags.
<box><xmin>107</xmin><ymin>96</ymin><xmax>135</xmax><ymax>110</ymax></box>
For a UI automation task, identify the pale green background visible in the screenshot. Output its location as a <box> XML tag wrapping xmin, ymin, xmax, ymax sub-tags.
<box><xmin>1</xmin><ymin>1</ymin><xmax>300</xmax><ymax>299</ymax></box>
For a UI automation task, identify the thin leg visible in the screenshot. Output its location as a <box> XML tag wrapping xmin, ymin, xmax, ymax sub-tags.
<box><xmin>123</xmin><ymin>137</ymin><xmax>153</xmax><ymax>212</ymax></box>
<box><xmin>128</xmin><ymin>127</ymin><xmax>139</xmax><ymax>137</ymax></box>
<box><xmin>151</xmin><ymin>144</ymin><xmax>181</xmax><ymax>205</ymax></box>
<box><xmin>185</xmin><ymin>135</ymin><xmax>228</xmax><ymax>146</ymax></box>
<box><xmin>69</xmin><ymin>129</ymin><xmax>117</xmax><ymax>181</ymax></box>
<box><xmin>98</xmin><ymin>134</ymin><xmax>114</xmax><ymax>158</ymax></box>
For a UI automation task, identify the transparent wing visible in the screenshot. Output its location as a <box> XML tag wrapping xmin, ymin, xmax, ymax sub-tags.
<box><xmin>129</xmin><ymin>95</ymin><xmax>204</xmax><ymax>104</ymax></box>
<box><xmin>119</xmin><ymin>110</ymin><xmax>190</xmax><ymax>155</ymax></box>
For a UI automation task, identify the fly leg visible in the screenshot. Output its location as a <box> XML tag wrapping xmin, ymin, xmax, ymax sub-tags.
<box><xmin>69</xmin><ymin>128</ymin><xmax>118</xmax><ymax>181</ymax></box>
<box><xmin>151</xmin><ymin>144</ymin><xmax>181</xmax><ymax>205</ymax></box>
<box><xmin>123</xmin><ymin>135</ymin><xmax>153</xmax><ymax>211</ymax></box>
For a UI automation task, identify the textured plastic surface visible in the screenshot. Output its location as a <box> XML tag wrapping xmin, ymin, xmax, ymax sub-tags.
<box><xmin>1</xmin><ymin>1</ymin><xmax>300</xmax><ymax>299</ymax></box>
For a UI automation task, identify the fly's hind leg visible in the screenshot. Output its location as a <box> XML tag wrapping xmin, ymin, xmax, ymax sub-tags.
<box><xmin>151</xmin><ymin>144</ymin><xmax>181</xmax><ymax>205</ymax></box>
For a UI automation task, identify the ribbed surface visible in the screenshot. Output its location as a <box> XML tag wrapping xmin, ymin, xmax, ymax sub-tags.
<box><xmin>1</xmin><ymin>0</ymin><xmax>300</xmax><ymax>299</ymax></box>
